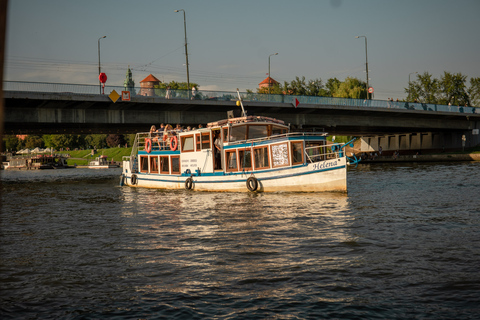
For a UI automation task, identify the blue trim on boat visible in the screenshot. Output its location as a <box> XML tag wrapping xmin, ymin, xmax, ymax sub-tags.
<box><xmin>133</xmin><ymin>163</ymin><xmax>345</xmax><ymax>184</ymax></box>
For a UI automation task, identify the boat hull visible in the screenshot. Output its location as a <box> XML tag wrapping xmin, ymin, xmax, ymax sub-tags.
<box><xmin>122</xmin><ymin>158</ymin><xmax>347</xmax><ymax>193</ymax></box>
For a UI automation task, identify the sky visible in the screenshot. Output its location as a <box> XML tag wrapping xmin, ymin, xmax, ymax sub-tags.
<box><xmin>4</xmin><ymin>0</ymin><xmax>480</xmax><ymax>100</ymax></box>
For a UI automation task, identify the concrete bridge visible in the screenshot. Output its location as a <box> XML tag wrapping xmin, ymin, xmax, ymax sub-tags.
<box><xmin>3</xmin><ymin>81</ymin><xmax>480</xmax><ymax>152</ymax></box>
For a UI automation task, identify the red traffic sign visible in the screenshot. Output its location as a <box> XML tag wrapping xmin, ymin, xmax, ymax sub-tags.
<box><xmin>122</xmin><ymin>91</ymin><xmax>131</xmax><ymax>101</ymax></box>
<box><xmin>293</xmin><ymin>98</ymin><xmax>300</xmax><ymax>108</ymax></box>
<box><xmin>368</xmin><ymin>87</ymin><xmax>374</xmax><ymax>93</ymax></box>
<box><xmin>99</xmin><ymin>72</ymin><xmax>107</xmax><ymax>84</ymax></box>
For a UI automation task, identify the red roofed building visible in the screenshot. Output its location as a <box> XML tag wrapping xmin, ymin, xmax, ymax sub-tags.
<box><xmin>140</xmin><ymin>74</ymin><xmax>161</xmax><ymax>96</ymax></box>
<box><xmin>258</xmin><ymin>76</ymin><xmax>279</xmax><ymax>89</ymax></box>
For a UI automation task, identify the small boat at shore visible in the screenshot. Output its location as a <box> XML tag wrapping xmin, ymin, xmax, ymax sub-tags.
<box><xmin>88</xmin><ymin>155</ymin><xmax>120</xmax><ymax>169</ymax></box>
<box><xmin>2</xmin><ymin>154</ymin><xmax>73</xmax><ymax>170</ymax></box>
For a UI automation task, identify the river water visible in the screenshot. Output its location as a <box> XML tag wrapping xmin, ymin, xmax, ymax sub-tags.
<box><xmin>1</xmin><ymin>162</ymin><xmax>479</xmax><ymax>319</ymax></box>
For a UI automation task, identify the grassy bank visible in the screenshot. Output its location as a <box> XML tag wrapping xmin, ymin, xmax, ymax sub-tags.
<box><xmin>63</xmin><ymin>148</ymin><xmax>132</xmax><ymax>166</ymax></box>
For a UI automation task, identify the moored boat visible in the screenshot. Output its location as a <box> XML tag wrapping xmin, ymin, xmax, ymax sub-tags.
<box><xmin>121</xmin><ymin>113</ymin><xmax>354</xmax><ymax>193</ymax></box>
<box><xmin>88</xmin><ymin>155</ymin><xmax>120</xmax><ymax>169</ymax></box>
<box><xmin>3</xmin><ymin>154</ymin><xmax>72</xmax><ymax>170</ymax></box>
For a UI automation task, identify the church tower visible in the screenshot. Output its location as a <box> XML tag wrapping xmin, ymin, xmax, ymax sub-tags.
<box><xmin>123</xmin><ymin>67</ymin><xmax>136</xmax><ymax>94</ymax></box>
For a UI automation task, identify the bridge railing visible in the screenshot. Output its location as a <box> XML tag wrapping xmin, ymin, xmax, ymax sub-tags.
<box><xmin>3</xmin><ymin>80</ymin><xmax>477</xmax><ymax>115</ymax></box>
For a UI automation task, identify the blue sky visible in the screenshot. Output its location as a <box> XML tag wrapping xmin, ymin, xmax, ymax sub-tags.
<box><xmin>5</xmin><ymin>0</ymin><xmax>480</xmax><ymax>100</ymax></box>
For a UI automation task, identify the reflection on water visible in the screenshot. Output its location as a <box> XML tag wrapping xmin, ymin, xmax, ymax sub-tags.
<box><xmin>1</xmin><ymin>164</ymin><xmax>480</xmax><ymax>319</ymax></box>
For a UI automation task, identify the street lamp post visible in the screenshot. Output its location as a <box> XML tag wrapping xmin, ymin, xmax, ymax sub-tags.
<box><xmin>268</xmin><ymin>53</ymin><xmax>278</xmax><ymax>95</ymax></box>
<box><xmin>355</xmin><ymin>36</ymin><xmax>369</xmax><ymax>99</ymax></box>
<box><xmin>98</xmin><ymin>36</ymin><xmax>106</xmax><ymax>94</ymax></box>
<box><xmin>408</xmin><ymin>72</ymin><xmax>418</xmax><ymax>101</ymax></box>
<box><xmin>174</xmin><ymin>9</ymin><xmax>190</xmax><ymax>97</ymax></box>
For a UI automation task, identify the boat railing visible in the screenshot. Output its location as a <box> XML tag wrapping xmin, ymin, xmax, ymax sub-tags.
<box><xmin>226</xmin><ymin>131</ymin><xmax>328</xmax><ymax>146</ymax></box>
<box><xmin>304</xmin><ymin>143</ymin><xmax>343</xmax><ymax>163</ymax></box>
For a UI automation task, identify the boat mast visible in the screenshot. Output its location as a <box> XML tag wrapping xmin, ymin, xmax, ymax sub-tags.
<box><xmin>236</xmin><ymin>88</ymin><xmax>246</xmax><ymax>117</ymax></box>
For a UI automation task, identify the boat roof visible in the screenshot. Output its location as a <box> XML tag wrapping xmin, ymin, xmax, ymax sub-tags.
<box><xmin>207</xmin><ymin>116</ymin><xmax>286</xmax><ymax>128</ymax></box>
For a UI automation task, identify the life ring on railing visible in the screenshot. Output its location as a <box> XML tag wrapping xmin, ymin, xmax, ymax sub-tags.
<box><xmin>145</xmin><ymin>138</ymin><xmax>152</xmax><ymax>153</ymax></box>
<box><xmin>170</xmin><ymin>136</ymin><xmax>178</xmax><ymax>151</ymax></box>
<box><xmin>185</xmin><ymin>177</ymin><xmax>193</xmax><ymax>190</ymax></box>
<box><xmin>246</xmin><ymin>177</ymin><xmax>258</xmax><ymax>192</ymax></box>
<box><xmin>131</xmin><ymin>174</ymin><xmax>137</xmax><ymax>185</ymax></box>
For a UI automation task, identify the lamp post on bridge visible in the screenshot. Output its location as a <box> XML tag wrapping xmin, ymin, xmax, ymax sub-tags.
<box><xmin>408</xmin><ymin>72</ymin><xmax>418</xmax><ymax>101</ymax></box>
<box><xmin>268</xmin><ymin>53</ymin><xmax>278</xmax><ymax>95</ymax></box>
<box><xmin>355</xmin><ymin>35</ymin><xmax>369</xmax><ymax>99</ymax></box>
<box><xmin>174</xmin><ymin>9</ymin><xmax>190</xmax><ymax>98</ymax></box>
<box><xmin>98</xmin><ymin>36</ymin><xmax>106</xmax><ymax>94</ymax></box>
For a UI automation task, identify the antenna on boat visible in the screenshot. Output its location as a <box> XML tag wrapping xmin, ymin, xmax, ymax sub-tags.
<box><xmin>236</xmin><ymin>88</ymin><xmax>247</xmax><ymax>117</ymax></box>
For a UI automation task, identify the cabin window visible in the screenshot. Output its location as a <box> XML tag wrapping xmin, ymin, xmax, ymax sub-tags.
<box><xmin>272</xmin><ymin>125</ymin><xmax>287</xmax><ymax>136</ymax></box>
<box><xmin>238</xmin><ymin>148</ymin><xmax>252</xmax><ymax>170</ymax></box>
<box><xmin>230</xmin><ymin>125</ymin><xmax>246</xmax><ymax>142</ymax></box>
<box><xmin>254</xmin><ymin>146</ymin><xmax>270</xmax><ymax>169</ymax></box>
<box><xmin>140</xmin><ymin>156</ymin><xmax>149</xmax><ymax>173</ymax></box>
<box><xmin>150</xmin><ymin>156</ymin><xmax>159</xmax><ymax>173</ymax></box>
<box><xmin>270</xmin><ymin>142</ymin><xmax>289</xmax><ymax>167</ymax></box>
<box><xmin>181</xmin><ymin>135</ymin><xmax>195</xmax><ymax>152</ymax></box>
<box><xmin>160</xmin><ymin>156</ymin><xmax>170</xmax><ymax>174</ymax></box>
<box><xmin>226</xmin><ymin>150</ymin><xmax>238</xmax><ymax>171</ymax></box>
<box><xmin>201</xmin><ymin>132</ymin><xmax>211</xmax><ymax>149</ymax></box>
<box><xmin>248</xmin><ymin>125</ymin><xmax>268</xmax><ymax>139</ymax></box>
<box><xmin>171</xmin><ymin>156</ymin><xmax>180</xmax><ymax>174</ymax></box>
<box><xmin>291</xmin><ymin>142</ymin><xmax>304</xmax><ymax>165</ymax></box>
<box><xmin>195</xmin><ymin>134</ymin><xmax>201</xmax><ymax>151</ymax></box>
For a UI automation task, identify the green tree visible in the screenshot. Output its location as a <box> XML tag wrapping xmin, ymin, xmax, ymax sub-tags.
<box><xmin>468</xmin><ymin>77</ymin><xmax>480</xmax><ymax>107</ymax></box>
<box><xmin>325</xmin><ymin>78</ymin><xmax>341</xmax><ymax>97</ymax></box>
<box><xmin>85</xmin><ymin>134</ymin><xmax>107</xmax><ymax>149</ymax></box>
<box><xmin>333</xmin><ymin>77</ymin><xmax>366</xmax><ymax>99</ymax></box>
<box><xmin>438</xmin><ymin>72</ymin><xmax>469</xmax><ymax>106</ymax></box>
<box><xmin>2</xmin><ymin>135</ymin><xmax>21</xmax><ymax>152</ymax></box>
<box><xmin>24</xmin><ymin>135</ymin><xmax>44</xmax><ymax>149</ymax></box>
<box><xmin>406</xmin><ymin>72</ymin><xmax>438</xmax><ymax>103</ymax></box>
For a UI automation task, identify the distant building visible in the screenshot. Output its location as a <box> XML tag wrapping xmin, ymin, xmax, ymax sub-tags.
<box><xmin>123</xmin><ymin>67</ymin><xmax>136</xmax><ymax>95</ymax></box>
<box><xmin>140</xmin><ymin>74</ymin><xmax>162</xmax><ymax>96</ymax></box>
<box><xmin>259</xmin><ymin>76</ymin><xmax>279</xmax><ymax>89</ymax></box>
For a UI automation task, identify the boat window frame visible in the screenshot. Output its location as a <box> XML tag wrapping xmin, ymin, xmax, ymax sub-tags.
<box><xmin>247</xmin><ymin>124</ymin><xmax>269</xmax><ymax>140</ymax></box>
<box><xmin>139</xmin><ymin>155</ymin><xmax>149</xmax><ymax>173</ymax></box>
<box><xmin>238</xmin><ymin>147</ymin><xmax>253</xmax><ymax>171</ymax></box>
<box><xmin>201</xmin><ymin>132</ymin><xmax>211</xmax><ymax>150</ymax></box>
<box><xmin>195</xmin><ymin>133</ymin><xmax>201</xmax><ymax>151</ymax></box>
<box><xmin>160</xmin><ymin>156</ymin><xmax>170</xmax><ymax>174</ymax></box>
<box><xmin>270</xmin><ymin>142</ymin><xmax>290</xmax><ymax>168</ymax></box>
<box><xmin>180</xmin><ymin>134</ymin><xmax>195</xmax><ymax>153</ymax></box>
<box><xmin>150</xmin><ymin>155</ymin><xmax>159</xmax><ymax>173</ymax></box>
<box><xmin>225</xmin><ymin>149</ymin><xmax>238</xmax><ymax>172</ymax></box>
<box><xmin>291</xmin><ymin>141</ymin><xmax>304</xmax><ymax>165</ymax></box>
<box><xmin>253</xmin><ymin>145</ymin><xmax>270</xmax><ymax>170</ymax></box>
<box><xmin>171</xmin><ymin>155</ymin><xmax>180</xmax><ymax>174</ymax></box>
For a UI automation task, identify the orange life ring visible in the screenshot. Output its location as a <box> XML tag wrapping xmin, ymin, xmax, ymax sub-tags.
<box><xmin>170</xmin><ymin>136</ymin><xmax>178</xmax><ymax>151</ymax></box>
<box><xmin>145</xmin><ymin>138</ymin><xmax>152</xmax><ymax>153</ymax></box>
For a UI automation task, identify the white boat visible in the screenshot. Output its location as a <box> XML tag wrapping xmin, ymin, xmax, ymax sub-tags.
<box><xmin>89</xmin><ymin>155</ymin><xmax>120</xmax><ymax>169</ymax></box>
<box><xmin>121</xmin><ymin>113</ymin><xmax>354</xmax><ymax>192</ymax></box>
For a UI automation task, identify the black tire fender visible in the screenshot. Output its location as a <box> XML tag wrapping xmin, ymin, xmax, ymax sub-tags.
<box><xmin>185</xmin><ymin>177</ymin><xmax>193</xmax><ymax>190</ymax></box>
<box><xmin>246</xmin><ymin>177</ymin><xmax>258</xmax><ymax>192</ymax></box>
<box><xmin>131</xmin><ymin>174</ymin><xmax>137</xmax><ymax>185</ymax></box>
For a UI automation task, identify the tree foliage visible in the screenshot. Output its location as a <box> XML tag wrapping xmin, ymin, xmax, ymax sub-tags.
<box><xmin>406</xmin><ymin>71</ymin><xmax>478</xmax><ymax>106</ymax></box>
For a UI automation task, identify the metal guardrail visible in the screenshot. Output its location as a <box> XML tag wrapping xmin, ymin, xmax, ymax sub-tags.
<box><xmin>3</xmin><ymin>80</ymin><xmax>478</xmax><ymax>115</ymax></box>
